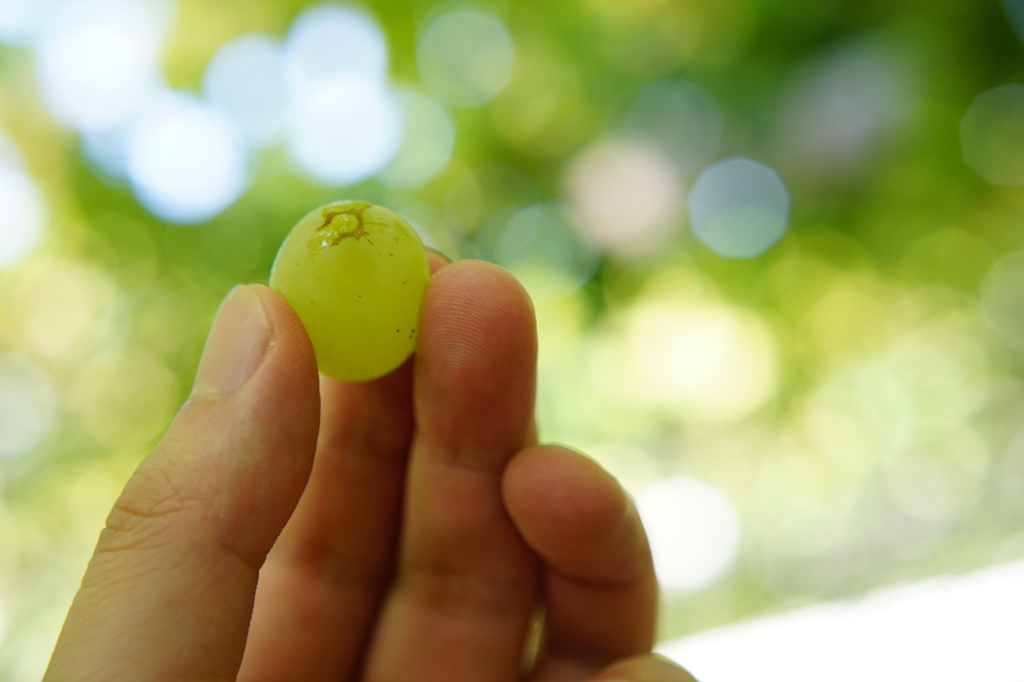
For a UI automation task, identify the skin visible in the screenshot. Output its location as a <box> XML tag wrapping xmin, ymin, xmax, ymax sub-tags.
<box><xmin>43</xmin><ymin>257</ymin><xmax>698</xmax><ymax>682</ymax></box>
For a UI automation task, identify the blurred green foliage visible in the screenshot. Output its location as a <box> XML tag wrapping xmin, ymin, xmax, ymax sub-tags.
<box><xmin>4</xmin><ymin>0</ymin><xmax>1024</xmax><ymax>679</ymax></box>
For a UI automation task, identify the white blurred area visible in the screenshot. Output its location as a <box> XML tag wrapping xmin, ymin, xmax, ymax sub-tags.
<box><xmin>16</xmin><ymin>0</ymin><xmax>456</xmax><ymax>219</ymax></box>
<box><xmin>286</xmin><ymin>74</ymin><xmax>402</xmax><ymax>186</ymax></box>
<box><xmin>660</xmin><ymin>560</ymin><xmax>1024</xmax><ymax>682</ymax></box>
<box><xmin>611</xmin><ymin>298</ymin><xmax>777</xmax><ymax>425</ymax></box>
<box><xmin>0</xmin><ymin>355</ymin><xmax>58</xmax><ymax>460</ymax></box>
<box><xmin>0</xmin><ymin>133</ymin><xmax>48</xmax><ymax>268</ymax></box>
<box><xmin>564</xmin><ymin>141</ymin><xmax>683</xmax><ymax>258</ymax></box>
<box><xmin>26</xmin><ymin>0</ymin><xmax>255</xmax><ymax>221</ymax></box>
<box><xmin>0</xmin><ymin>0</ymin><xmax>54</xmax><ymax>44</ymax></box>
<box><xmin>416</xmin><ymin>8</ymin><xmax>515</xmax><ymax>107</ymax></box>
<box><xmin>688</xmin><ymin>157</ymin><xmax>790</xmax><ymax>258</ymax></box>
<box><xmin>203</xmin><ymin>33</ymin><xmax>289</xmax><ymax>148</ymax></box>
<box><xmin>126</xmin><ymin>93</ymin><xmax>247</xmax><ymax>224</ymax></box>
<box><xmin>636</xmin><ymin>477</ymin><xmax>741</xmax><ymax>590</ymax></box>
<box><xmin>284</xmin><ymin>3</ymin><xmax>388</xmax><ymax>87</ymax></box>
<box><xmin>282</xmin><ymin>3</ymin><xmax>403</xmax><ymax>185</ymax></box>
<box><xmin>961</xmin><ymin>83</ymin><xmax>1024</xmax><ymax>186</ymax></box>
<box><xmin>33</xmin><ymin>0</ymin><xmax>170</xmax><ymax>133</ymax></box>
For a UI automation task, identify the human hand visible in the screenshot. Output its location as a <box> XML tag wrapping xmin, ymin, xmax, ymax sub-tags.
<box><xmin>44</xmin><ymin>257</ymin><xmax>696</xmax><ymax>682</ymax></box>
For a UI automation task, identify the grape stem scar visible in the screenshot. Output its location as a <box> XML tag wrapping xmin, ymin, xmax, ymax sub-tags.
<box><xmin>317</xmin><ymin>204</ymin><xmax>381</xmax><ymax>246</ymax></box>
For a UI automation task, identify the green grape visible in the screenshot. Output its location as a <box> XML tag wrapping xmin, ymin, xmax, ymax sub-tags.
<box><xmin>269</xmin><ymin>200</ymin><xmax>430</xmax><ymax>382</ymax></box>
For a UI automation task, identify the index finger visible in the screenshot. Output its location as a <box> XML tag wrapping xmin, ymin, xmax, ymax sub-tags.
<box><xmin>239</xmin><ymin>250</ymin><xmax>451</xmax><ymax>682</ymax></box>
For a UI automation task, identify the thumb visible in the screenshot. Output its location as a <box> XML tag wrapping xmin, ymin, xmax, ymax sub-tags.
<box><xmin>45</xmin><ymin>284</ymin><xmax>320</xmax><ymax>682</ymax></box>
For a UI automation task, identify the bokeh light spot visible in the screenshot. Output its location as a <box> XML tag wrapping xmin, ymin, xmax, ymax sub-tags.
<box><xmin>127</xmin><ymin>93</ymin><xmax>247</xmax><ymax>223</ymax></box>
<box><xmin>636</xmin><ymin>477</ymin><xmax>742</xmax><ymax>590</ymax></box>
<box><xmin>801</xmin><ymin>362</ymin><xmax>914</xmax><ymax>473</ymax></box>
<box><xmin>202</xmin><ymin>33</ymin><xmax>289</xmax><ymax>148</ymax></box>
<box><xmin>81</xmin><ymin>125</ymin><xmax>134</xmax><ymax>181</ymax></box>
<box><xmin>393</xmin><ymin>204</ymin><xmax>443</xmax><ymax>250</ymax></box>
<box><xmin>417</xmin><ymin>8</ymin><xmax>514</xmax><ymax>107</ymax></box>
<box><xmin>883</xmin><ymin>431</ymin><xmax>988</xmax><ymax>526</ymax></box>
<box><xmin>12</xmin><ymin>260</ymin><xmax>121</xmax><ymax>362</ymax></box>
<box><xmin>625</xmin><ymin>78</ymin><xmax>723</xmax><ymax>174</ymax></box>
<box><xmin>286</xmin><ymin>75</ymin><xmax>402</xmax><ymax>185</ymax></box>
<box><xmin>982</xmin><ymin>249</ymin><xmax>1024</xmax><ymax>349</ymax></box>
<box><xmin>0</xmin><ymin>130</ymin><xmax>25</xmax><ymax>168</ymax></box>
<box><xmin>619</xmin><ymin>298</ymin><xmax>778</xmax><ymax>424</ymax></box>
<box><xmin>34</xmin><ymin>0</ymin><xmax>165</xmax><ymax>131</ymax></box>
<box><xmin>0</xmin><ymin>164</ymin><xmax>48</xmax><ymax>268</ymax></box>
<box><xmin>71</xmin><ymin>351</ymin><xmax>177</xmax><ymax>449</ymax></box>
<box><xmin>0</xmin><ymin>0</ymin><xmax>53</xmax><ymax>45</ymax></box>
<box><xmin>564</xmin><ymin>141</ymin><xmax>683</xmax><ymax>257</ymax></box>
<box><xmin>775</xmin><ymin>41</ymin><xmax>912</xmax><ymax>179</ymax></box>
<box><xmin>0</xmin><ymin>355</ymin><xmax>58</xmax><ymax>460</ymax></box>
<box><xmin>900</xmin><ymin>228</ymin><xmax>995</xmax><ymax>292</ymax></box>
<box><xmin>285</xmin><ymin>3</ymin><xmax>388</xmax><ymax>88</ymax></box>
<box><xmin>961</xmin><ymin>84</ymin><xmax>1024</xmax><ymax>186</ymax></box>
<box><xmin>1005</xmin><ymin>0</ymin><xmax>1024</xmax><ymax>45</ymax></box>
<box><xmin>443</xmin><ymin>163</ymin><xmax>538</xmax><ymax>235</ymax></box>
<box><xmin>379</xmin><ymin>89</ymin><xmax>455</xmax><ymax>188</ymax></box>
<box><xmin>474</xmin><ymin>203</ymin><xmax>599</xmax><ymax>300</ymax></box>
<box><xmin>688</xmin><ymin>157</ymin><xmax>790</xmax><ymax>258</ymax></box>
<box><xmin>999</xmin><ymin>426</ymin><xmax>1024</xmax><ymax>511</ymax></box>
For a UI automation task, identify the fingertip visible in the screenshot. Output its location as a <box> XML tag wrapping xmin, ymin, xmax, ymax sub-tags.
<box><xmin>504</xmin><ymin>445</ymin><xmax>627</xmax><ymax>548</ymax></box>
<box><xmin>416</xmin><ymin>260</ymin><xmax>537</xmax><ymax>458</ymax></box>
<box><xmin>426</xmin><ymin>259</ymin><xmax>534</xmax><ymax>313</ymax></box>
<box><xmin>593</xmin><ymin>654</ymin><xmax>700</xmax><ymax>682</ymax></box>
<box><xmin>188</xmin><ymin>283</ymin><xmax>318</xmax><ymax>406</ymax></box>
<box><xmin>422</xmin><ymin>260</ymin><xmax>537</xmax><ymax>363</ymax></box>
<box><xmin>503</xmin><ymin>445</ymin><xmax>649</xmax><ymax>584</ymax></box>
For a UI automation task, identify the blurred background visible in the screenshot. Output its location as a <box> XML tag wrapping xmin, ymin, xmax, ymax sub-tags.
<box><xmin>2</xmin><ymin>0</ymin><xmax>1024</xmax><ymax>678</ymax></box>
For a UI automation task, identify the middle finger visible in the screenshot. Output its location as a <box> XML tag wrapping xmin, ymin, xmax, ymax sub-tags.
<box><xmin>363</xmin><ymin>261</ymin><xmax>540</xmax><ymax>682</ymax></box>
<box><xmin>239</xmin><ymin>366</ymin><xmax>416</xmax><ymax>682</ymax></box>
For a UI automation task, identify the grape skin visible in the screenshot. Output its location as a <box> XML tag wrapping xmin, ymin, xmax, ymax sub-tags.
<box><xmin>270</xmin><ymin>200</ymin><xmax>430</xmax><ymax>382</ymax></box>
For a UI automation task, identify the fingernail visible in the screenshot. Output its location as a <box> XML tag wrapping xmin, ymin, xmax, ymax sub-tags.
<box><xmin>192</xmin><ymin>285</ymin><xmax>270</xmax><ymax>396</ymax></box>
